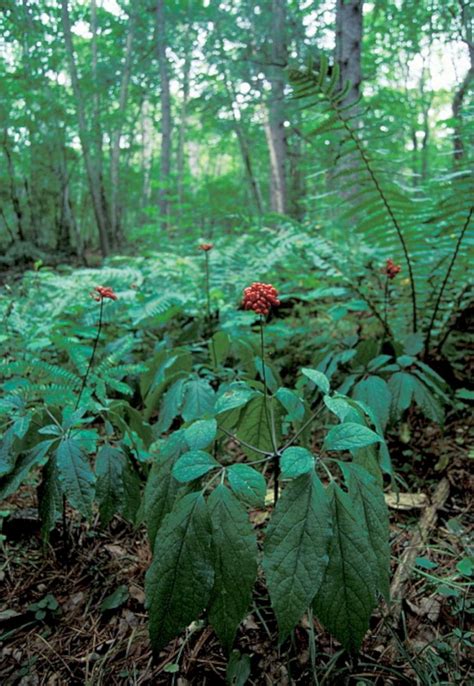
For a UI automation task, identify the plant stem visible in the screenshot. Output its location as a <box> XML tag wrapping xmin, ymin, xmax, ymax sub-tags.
<box><xmin>204</xmin><ymin>251</ymin><xmax>211</xmax><ymax>320</ymax></box>
<box><xmin>259</xmin><ymin>316</ymin><xmax>279</xmax><ymax>503</ymax></box>
<box><xmin>75</xmin><ymin>297</ymin><xmax>104</xmax><ymax>410</ymax></box>
<box><xmin>383</xmin><ymin>276</ymin><xmax>390</xmax><ymax>331</ymax></box>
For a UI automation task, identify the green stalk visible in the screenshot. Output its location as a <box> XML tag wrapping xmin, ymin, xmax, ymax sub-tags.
<box><xmin>75</xmin><ymin>296</ymin><xmax>104</xmax><ymax>410</ymax></box>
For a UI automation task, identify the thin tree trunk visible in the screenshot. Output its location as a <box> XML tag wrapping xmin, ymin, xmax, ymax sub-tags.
<box><xmin>61</xmin><ymin>0</ymin><xmax>110</xmax><ymax>256</ymax></box>
<box><xmin>335</xmin><ymin>0</ymin><xmax>364</xmax><ymax>110</ymax></box>
<box><xmin>334</xmin><ymin>0</ymin><xmax>364</xmax><ymax>199</ymax></box>
<box><xmin>90</xmin><ymin>0</ymin><xmax>111</xmax><ymax>247</ymax></box>
<box><xmin>140</xmin><ymin>99</ymin><xmax>154</xmax><ymax>214</ymax></box>
<box><xmin>2</xmin><ymin>131</ymin><xmax>26</xmax><ymax>242</ymax></box>
<box><xmin>452</xmin><ymin>0</ymin><xmax>473</xmax><ymax>163</ymax></box>
<box><xmin>177</xmin><ymin>35</ymin><xmax>192</xmax><ymax>209</ymax></box>
<box><xmin>265</xmin><ymin>0</ymin><xmax>288</xmax><ymax>215</ymax></box>
<box><xmin>110</xmin><ymin>10</ymin><xmax>135</xmax><ymax>245</ymax></box>
<box><xmin>156</xmin><ymin>0</ymin><xmax>172</xmax><ymax>231</ymax></box>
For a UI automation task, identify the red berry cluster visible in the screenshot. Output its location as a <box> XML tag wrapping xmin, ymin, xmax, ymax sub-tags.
<box><xmin>92</xmin><ymin>285</ymin><xmax>118</xmax><ymax>301</ymax></box>
<box><xmin>242</xmin><ymin>282</ymin><xmax>280</xmax><ymax>316</ymax></box>
<box><xmin>382</xmin><ymin>258</ymin><xmax>401</xmax><ymax>280</ymax></box>
<box><xmin>199</xmin><ymin>243</ymin><xmax>213</xmax><ymax>252</ymax></box>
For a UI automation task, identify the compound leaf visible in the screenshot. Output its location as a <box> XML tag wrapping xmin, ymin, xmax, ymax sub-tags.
<box><xmin>208</xmin><ymin>485</ymin><xmax>258</xmax><ymax>652</ymax></box>
<box><xmin>313</xmin><ymin>482</ymin><xmax>377</xmax><ymax>652</ymax></box>
<box><xmin>145</xmin><ymin>492</ymin><xmax>214</xmax><ymax>655</ymax></box>
<box><xmin>263</xmin><ymin>473</ymin><xmax>332</xmax><ymax>641</ymax></box>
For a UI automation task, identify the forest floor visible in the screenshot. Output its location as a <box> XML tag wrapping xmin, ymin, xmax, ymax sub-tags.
<box><xmin>0</xmin><ymin>412</ymin><xmax>472</xmax><ymax>686</ymax></box>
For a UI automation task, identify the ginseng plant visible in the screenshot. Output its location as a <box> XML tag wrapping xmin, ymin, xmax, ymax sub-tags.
<box><xmin>144</xmin><ymin>281</ymin><xmax>391</xmax><ymax>659</ymax></box>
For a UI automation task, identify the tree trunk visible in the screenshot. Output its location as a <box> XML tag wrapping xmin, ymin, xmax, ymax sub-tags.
<box><xmin>156</xmin><ymin>0</ymin><xmax>172</xmax><ymax>231</ymax></box>
<box><xmin>140</xmin><ymin>99</ymin><xmax>154</xmax><ymax>214</ymax></box>
<box><xmin>1</xmin><ymin>131</ymin><xmax>26</xmax><ymax>242</ymax></box>
<box><xmin>90</xmin><ymin>0</ymin><xmax>111</xmax><ymax>247</ymax></box>
<box><xmin>60</xmin><ymin>0</ymin><xmax>110</xmax><ymax>257</ymax></box>
<box><xmin>265</xmin><ymin>0</ymin><xmax>288</xmax><ymax>215</ymax></box>
<box><xmin>335</xmin><ymin>0</ymin><xmax>364</xmax><ymax>110</ymax></box>
<box><xmin>334</xmin><ymin>0</ymin><xmax>364</xmax><ymax>199</ymax></box>
<box><xmin>452</xmin><ymin>1</ymin><xmax>473</xmax><ymax>163</ymax></box>
<box><xmin>110</xmin><ymin>10</ymin><xmax>135</xmax><ymax>245</ymax></box>
<box><xmin>177</xmin><ymin>35</ymin><xmax>192</xmax><ymax>209</ymax></box>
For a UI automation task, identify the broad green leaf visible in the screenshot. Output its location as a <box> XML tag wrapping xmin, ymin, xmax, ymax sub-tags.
<box><xmin>144</xmin><ymin>432</ymin><xmax>187</xmax><ymax>547</ymax></box>
<box><xmin>184</xmin><ymin>418</ymin><xmax>217</xmax><ymax>450</ymax></box>
<box><xmin>302</xmin><ymin>368</ymin><xmax>330</xmax><ymax>394</ymax></box>
<box><xmin>236</xmin><ymin>396</ymin><xmax>279</xmax><ymax>458</ymax></box>
<box><xmin>388</xmin><ymin>372</ymin><xmax>415</xmax><ymax>421</ymax></box>
<box><xmin>280</xmin><ymin>447</ymin><xmax>314</xmax><ymax>478</ymax></box>
<box><xmin>227</xmin><ymin>464</ymin><xmax>266</xmax><ymax>507</ymax></box>
<box><xmin>263</xmin><ymin>473</ymin><xmax>332</xmax><ymax>641</ymax></box>
<box><xmin>412</xmin><ymin>377</ymin><xmax>444</xmax><ymax>423</ymax></box>
<box><xmin>38</xmin><ymin>455</ymin><xmax>61</xmax><ymax>542</ymax></box>
<box><xmin>275</xmin><ymin>387</ymin><xmax>305</xmax><ymax>423</ymax></box>
<box><xmin>145</xmin><ymin>492</ymin><xmax>214</xmax><ymax>655</ymax></box>
<box><xmin>56</xmin><ymin>437</ymin><xmax>95</xmax><ymax>518</ymax></box>
<box><xmin>313</xmin><ymin>482</ymin><xmax>377</xmax><ymax>652</ymax></box>
<box><xmin>0</xmin><ymin>426</ymin><xmax>17</xmax><ymax>478</ymax></box>
<box><xmin>95</xmin><ymin>445</ymin><xmax>127</xmax><ymax>526</ymax></box>
<box><xmin>155</xmin><ymin>377</ymin><xmax>187</xmax><ymax>434</ymax></box>
<box><xmin>325</xmin><ymin>422</ymin><xmax>381</xmax><ymax>451</ymax></box>
<box><xmin>121</xmin><ymin>456</ymin><xmax>142</xmax><ymax>524</ymax></box>
<box><xmin>0</xmin><ymin>439</ymin><xmax>54</xmax><ymax>500</ymax></box>
<box><xmin>341</xmin><ymin>463</ymin><xmax>390</xmax><ymax>601</ymax></box>
<box><xmin>215</xmin><ymin>383</ymin><xmax>256</xmax><ymax>415</ymax></box>
<box><xmin>209</xmin><ymin>330</ymin><xmax>230</xmax><ymax>367</ymax></box>
<box><xmin>208</xmin><ymin>485</ymin><xmax>257</xmax><ymax>652</ymax></box>
<box><xmin>353</xmin><ymin>376</ymin><xmax>392</xmax><ymax>429</ymax></box>
<box><xmin>182</xmin><ymin>378</ymin><xmax>216</xmax><ymax>422</ymax></box>
<box><xmin>172</xmin><ymin>450</ymin><xmax>220</xmax><ymax>483</ymax></box>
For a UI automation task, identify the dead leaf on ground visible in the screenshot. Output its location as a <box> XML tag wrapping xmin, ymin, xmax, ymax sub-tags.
<box><xmin>385</xmin><ymin>491</ymin><xmax>429</xmax><ymax>509</ymax></box>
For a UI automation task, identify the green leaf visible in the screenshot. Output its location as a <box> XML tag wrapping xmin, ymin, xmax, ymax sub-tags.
<box><xmin>172</xmin><ymin>450</ymin><xmax>220</xmax><ymax>483</ymax></box>
<box><xmin>155</xmin><ymin>377</ymin><xmax>187</xmax><ymax>434</ymax></box>
<box><xmin>388</xmin><ymin>372</ymin><xmax>415</xmax><ymax>421</ymax></box>
<box><xmin>0</xmin><ymin>439</ymin><xmax>54</xmax><ymax>501</ymax></box>
<box><xmin>353</xmin><ymin>376</ymin><xmax>392</xmax><ymax>429</ymax></box>
<box><xmin>280</xmin><ymin>447</ymin><xmax>314</xmax><ymax>478</ymax></box>
<box><xmin>0</xmin><ymin>426</ymin><xmax>17</xmax><ymax>478</ymax></box>
<box><xmin>412</xmin><ymin>377</ymin><xmax>444</xmax><ymax>423</ymax></box>
<box><xmin>184</xmin><ymin>418</ymin><xmax>217</xmax><ymax>451</ymax></box>
<box><xmin>38</xmin><ymin>455</ymin><xmax>61</xmax><ymax>542</ymax></box>
<box><xmin>275</xmin><ymin>387</ymin><xmax>305</xmax><ymax>423</ymax></box>
<box><xmin>313</xmin><ymin>482</ymin><xmax>377</xmax><ymax>652</ymax></box>
<box><xmin>145</xmin><ymin>492</ymin><xmax>214</xmax><ymax>655</ymax></box>
<box><xmin>144</xmin><ymin>432</ymin><xmax>187</xmax><ymax>548</ymax></box>
<box><xmin>263</xmin><ymin>473</ymin><xmax>332</xmax><ymax>641</ymax></box>
<box><xmin>121</xmin><ymin>457</ymin><xmax>142</xmax><ymax>524</ymax></box>
<box><xmin>302</xmin><ymin>368</ymin><xmax>330</xmax><ymax>394</ymax></box>
<box><xmin>341</xmin><ymin>463</ymin><xmax>390</xmax><ymax>601</ymax></box>
<box><xmin>215</xmin><ymin>383</ymin><xmax>256</xmax><ymax>414</ymax></box>
<box><xmin>181</xmin><ymin>378</ymin><xmax>216</xmax><ymax>422</ymax></box>
<box><xmin>227</xmin><ymin>464</ymin><xmax>266</xmax><ymax>507</ymax></box>
<box><xmin>236</xmin><ymin>396</ymin><xmax>279</xmax><ymax>458</ymax></box>
<box><xmin>56</xmin><ymin>437</ymin><xmax>95</xmax><ymax>518</ymax></box>
<box><xmin>208</xmin><ymin>485</ymin><xmax>257</xmax><ymax>652</ymax></box>
<box><xmin>325</xmin><ymin>422</ymin><xmax>381</xmax><ymax>451</ymax></box>
<box><xmin>210</xmin><ymin>330</ymin><xmax>230</xmax><ymax>367</ymax></box>
<box><xmin>95</xmin><ymin>445</ymin><xmax>126</xmax><ymax>526</ymax></box>
<box><xmin>100</xmin><ymin>585</ymin><xmax>129</xmax><ymax>612</ymax></box>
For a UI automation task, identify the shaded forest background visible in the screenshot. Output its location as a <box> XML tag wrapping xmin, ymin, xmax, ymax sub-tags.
<box><xmin>1</xmin><ymin>0</ymin><xmax>472</xmax><ymax>263</ymax></box>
